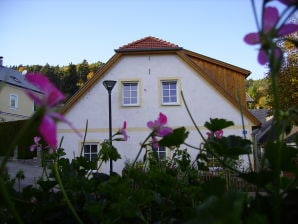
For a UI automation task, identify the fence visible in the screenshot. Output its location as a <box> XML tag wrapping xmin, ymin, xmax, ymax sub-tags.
<box><xmin>198</xmin><ymin>171</ymin><xmax>258</xmax><ymax>192</ymax></box>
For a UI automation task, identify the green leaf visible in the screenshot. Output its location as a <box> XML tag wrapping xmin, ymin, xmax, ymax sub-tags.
<box><xmin>159</xmin><ymin>127</ymin><xmax>189</xmax><ymax>147</ymax></box>
<box><xmin>99</xmin><ymin>140</ymin><xmax>121</xmax><ymax>162</ymax></box>
<box><xmin>204</xmin><ymin>118</ymin><xmax>234</xmax><ymax>132</ymax></box>
<box><xmin>208</xmin><ymin>135</ymin><xmax>252</xmax><ymax>158</ymax></box>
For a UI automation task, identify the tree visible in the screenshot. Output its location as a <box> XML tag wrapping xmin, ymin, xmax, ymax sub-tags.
<box><xmin>62</xmin><ymin>63</ymin><xmax>79</xmax><ymax>98</ymax></box>
<box><xmin>40</xmin><ymin>63</ymin><xmax>60</xmax><ymax>88</ymax></box>
<box><xmin>77</xmin><ymin>59</ymin><xmax>90</xmax><ymax>83</ymax></box>
<box><xmin>246</xmin><ymin>78</ymin><xmax>270</xmax><ymax>109</ymax></box>
<box><xmin>267</xmin><ymin>30</ymin><xmax>298</xmax><ymax>111</ymax></box>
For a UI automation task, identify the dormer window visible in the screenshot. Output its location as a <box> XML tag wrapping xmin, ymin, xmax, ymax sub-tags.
<box><xmin>10</xmin><ymin>76</ymin><xmax>22</xmax><ymax>84</ymax></box>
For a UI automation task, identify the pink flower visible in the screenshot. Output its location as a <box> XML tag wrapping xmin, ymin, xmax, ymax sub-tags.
<box><xmin>214</xmin><ymin>130</ymin><xmax>224</xmax><ymax>139</ymax></box>
<box><xmin>29</xmin><ymin>136</ymin><xmax>42</xmax><ymax>151</ymax></box>
<box><xmin>244</xmin><ymin>6</ymin><xmax>298</xmax><ymax>65</ymax></box>
<box><xmin>206</xmin><ymin>130</ymin><xmax>224</xmax><ymax>139</ymax></box>
<box><xmin>147</xmin><ymin>113</ymin><xmax>172</xmax><ymax>149</ymax></box>
<box><xmin>120</xmin><ymin>121</ymin><xmax>128</xmax><ymax>141</ymax></box>
<box><xmin>25</xmin><ymin>73</ymin><xmax>80</xmax><ymax>148</ymax></box>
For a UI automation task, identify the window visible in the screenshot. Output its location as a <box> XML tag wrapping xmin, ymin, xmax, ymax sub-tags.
<box><xmin>122</xmin><ymin>82</ymin><xmax>139</xmax><ymax>106</ymax></box>
<box><xmin>83</xmin><ymin>143</ymin><xmax>98</xmax><ymax>162</ymax></box>
<box><xmin>157</xmin><ymin>146</ymin><xmax>166</xmax><ymax>160</ymax></box>
<box><xmin>161</xmin><ymin>80</ymin><xmax>178</xmax><ymax>105</ymax></box>
<box><xmin>9</xmin><ymin>94</ymin><xmax>18</xmax><ymax>109</ymax></box>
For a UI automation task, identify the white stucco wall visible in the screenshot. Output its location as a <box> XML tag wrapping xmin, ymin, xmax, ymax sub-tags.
<box><xmin>57</xmin><ymin>54</ymin><xmax>254</xmax><ymax>174</ymax></box>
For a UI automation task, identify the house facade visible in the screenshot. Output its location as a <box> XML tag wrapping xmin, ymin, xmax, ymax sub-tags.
<box><xmin>0</xmin><ymin>57</ymin><xmax>42</xmax><ymax>122</ymax></box>
<box><xmin>57</xmin><ymin>37</ymin><xmax>260</xmax><ymax>174</ymax></box>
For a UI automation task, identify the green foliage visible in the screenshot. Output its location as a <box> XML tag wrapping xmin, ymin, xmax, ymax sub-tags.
<box><xmin>159</xmin><ymin>127</ymin><xmax>189</xmax><ymax>147</ymax></box>
<box><xmin>204</xmin><ymin>118</ymin><xmax>234</xmax><ymax>131</ymax></box>
<box><xmin>1</xmin><ymin>113</ymin><xmax>298</xmax><ymax>223</ymax></box>
<box><xmin>207</xmin><ymin>135</ymin><xmax>251</xmax><ymax>158</ymax></box>
<box><xmin>246</xmin><ymin>78</ymin><xmax>270</xmax><ymax>109</ymax></box>
<box><xmin>267</xmin><ymin>31</ymin><xmax>298</xmax><ymax>111</ymax></box>
<box><xmin>15</xmin><ymin>60</ymin><xmax>105</xmax><ymax>99</ymax></box>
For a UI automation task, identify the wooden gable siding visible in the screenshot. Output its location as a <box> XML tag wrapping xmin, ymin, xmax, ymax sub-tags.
<box><xmin>187</xmin><ymin>55</ymin><xmax>247</xmax><ymax>108</ymax></box>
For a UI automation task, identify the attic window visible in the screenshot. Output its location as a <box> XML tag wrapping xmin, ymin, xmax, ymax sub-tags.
<box><xmin>122</xmin><ymin>81</ymin><xmax>139</xmax><ymax>106</ymax></box>
<box><xmin>161</xmin><ymin>80</ymin><xmax>179</xmax><ymax>105</ymax></box>
<box><xmin>10</xmin><ymin>76</ymin><xmax>21</xmax><ymax>84</ymax></box>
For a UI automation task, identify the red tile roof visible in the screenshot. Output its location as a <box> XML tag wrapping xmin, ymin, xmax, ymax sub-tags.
<box><xmin>116</xmin><ymin>36</ymin><xmax>181</xmax><ymax>52</ymax></box>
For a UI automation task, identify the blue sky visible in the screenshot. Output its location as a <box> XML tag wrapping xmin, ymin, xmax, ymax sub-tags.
<box><xmin>0</xmin><ymin>0</ymin><xmax>288</xmax><ymax>80</ymax></box>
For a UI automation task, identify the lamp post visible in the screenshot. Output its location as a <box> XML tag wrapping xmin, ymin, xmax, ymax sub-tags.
<box><xmin>103</xmin><ymin>80</ymin><xmax>117</xmax><ymax>175</ymax></box>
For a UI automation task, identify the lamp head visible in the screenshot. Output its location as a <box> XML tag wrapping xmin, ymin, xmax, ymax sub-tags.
<box><xmin>103</xmin><ymin>80</ymin><xmax>117</xmax><ymax>92</ymax></box>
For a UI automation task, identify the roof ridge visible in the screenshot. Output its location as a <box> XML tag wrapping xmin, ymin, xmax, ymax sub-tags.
<box><xmin>116</xmin><ymin>36</ymin><xmax>181</xmax><ymax>51</ymax></box>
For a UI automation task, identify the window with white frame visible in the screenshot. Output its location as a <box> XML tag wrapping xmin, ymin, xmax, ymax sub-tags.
<box><xmin>9</xmin><ymin>94</ymin><xmax>18</xmax><ymax>109</ymax></box>
<box><xmin>161</xmin><ymin>80</ymin><xmax>178</xmax><ymax>105</ymax></box>
<box><xmin>157</xmin><ymin>146</ymin><xmax>167</xmax><ymax>160</ymax></box>
<box><xmin>83</xmin><ymin>143</ymin><xmax>98</xmax><ymax>162</ymax></box>
<box><xmin>122</xmin><ymin>81</ymin><xmax>139</xmax><ymax>106</ymax></box>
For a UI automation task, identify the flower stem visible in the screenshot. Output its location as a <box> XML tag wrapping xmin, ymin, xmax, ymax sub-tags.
<box><xmin>53</xmin><ymin>161</ymin><xmax>84</xmax><ymax>224</ymax></box>
<box><xmin>132</xmin><ymin>134</ymin><xmax>152</xmax><ymax>168</ymax></box>
<box><xmin>181</xmin><ymin>91</ymin><xmax>206</xmax><ymax>142</ymax></box>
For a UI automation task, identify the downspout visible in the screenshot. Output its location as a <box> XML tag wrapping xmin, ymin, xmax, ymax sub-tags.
<box><xmin>252</xmin><ymin>130</ymin><xmax>261</xmax><ymax>172</ymax></box>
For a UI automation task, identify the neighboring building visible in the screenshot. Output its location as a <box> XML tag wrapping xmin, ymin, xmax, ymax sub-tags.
<box><xmin>0</xmin><ymin>57</ymin><xmax>42</xmax><ymax>121</ymax></box>
<box><xmin>251</xmin><ymin>108</ymin><xmax>297</xmax><ymax>170</ymax></box>
<box><xmin>57</xmin><ymin>36</ymin><xmax>260</xmax><ymax>173</ymax></box>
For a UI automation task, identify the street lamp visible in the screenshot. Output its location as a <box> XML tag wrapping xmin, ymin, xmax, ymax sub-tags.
<box><xmin>103</xmin><ymin>80</ymin><xmax>117</xmax><ymax>174</ymax></box>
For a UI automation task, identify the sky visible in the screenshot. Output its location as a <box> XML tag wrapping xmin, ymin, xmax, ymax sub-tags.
<box><xmin>0</xmin><ymin>0</ymin><xmax>289</xmax><ymax>80</ymax></box>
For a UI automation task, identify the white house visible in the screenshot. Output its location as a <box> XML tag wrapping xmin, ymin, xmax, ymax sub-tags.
<box><xmin>57</xmin><ymin>36</ymin><xmax>260</xmax><ymax>174</ymax></box>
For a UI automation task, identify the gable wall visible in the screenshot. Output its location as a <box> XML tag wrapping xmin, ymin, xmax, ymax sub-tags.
<box><xmin>189</xmin><ymin>56</ymin><xmax>247</xmax><ymax>107</ymax></box>
<box><xmin>57</xmin><ymin>54</ymin><xmax>254</xmax><ymax>173</ymax></box>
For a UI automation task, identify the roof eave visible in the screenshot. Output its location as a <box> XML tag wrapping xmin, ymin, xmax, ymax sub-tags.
<box><xmin>183</xmin><ymin>49</ymin><xmax>251</xmax><ymax>77</ymax></box>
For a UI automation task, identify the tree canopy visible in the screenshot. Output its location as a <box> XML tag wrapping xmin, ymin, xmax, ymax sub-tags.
<box><xmin>12</xmin><ymin>60</ymin><xmax>105</xmax><ymax>100</ymax></box>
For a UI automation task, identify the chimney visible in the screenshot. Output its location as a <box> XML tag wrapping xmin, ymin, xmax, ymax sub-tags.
<box><xmin>0</xmin><ymin>56</ymin><xmax>3</xmax><ymax>66</ymax></box>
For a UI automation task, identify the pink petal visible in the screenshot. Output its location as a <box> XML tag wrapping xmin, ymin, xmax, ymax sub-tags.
<box><xmin>39</xmin><ymin>115</ymin><xmax>57</xmax><ymax>148</ymax></box>
<box><xmin>206</xmin><ymin>132</ymin><xmax>212</xmax><ymax>138</ymax></box>
<box><xmin>278</xmin><ymin>24</ymin><xmax>298</xmax><ymax>36</ymax></box>
<box><xmin>147</xmin><ymin>121</ymin><xmax>155</xmax><ymax>129</ymax></box>
<box><xmin>34</xmin><ymin>136</ymin><xmax>41</xmax><ymax>144</ymax></box>
<box><xmin>29</xmin><ymin>144</ymin><xmax>36</xmax><ymax>151</ymax></box>
<box><xmin>258</xmin><ymin>50</ymin><xmax>268</xmax><ymax>65</ymax></box>
<box><xmin>47</xmin><ymin>87</ymin><xmax>65</xmax><ymax>107</ymax></box>
<box><xmin>152</xmin><ymin>136</ymin><xmax>159</xmax><ymax>149</ymax></box>
<box><xmin>50</xmin><ymin>112</ymin><xmax>82</xmax><ymax>137</ymax></box>
<box><xmin>25</xmin><ymin>90</ymin><xmax>43</xmax><ymax>105</ymax></box>
<box><xmin>263</xmin><ymin>7</ymin><xmax>279</xmax><ymax>32</ymax></box>
<box><xmin>244</xmin><ymin>33</ymin><xmax>260</xmax><ymax>45</ymax></box>
<box><xmin>157</xmin><ymin>126</ymin><xmax>173</xmax><ymax>137</ymax></box>
<box><xmin>25</xmin><ymin>73</ymin><xmax>65</xmax><ymax>106</ymax></box>
<box><xmin>158</xmin><ymin>113</ymin><xmax>167</xmax><ymax>125</ymax></box>
<box><xmin>122</xmin><ymin>131</ymin><xmax>128</xmax><ymax>141</ymax></box>
<box><xmin>122</xmin><ymin>121</ymin><xmax>127</xmax><ymax>129</ymax></box>
<box><xmin>215</xmin><ymin>130</ymin><xmax>224</xmax><ymax>139</ymax></box>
